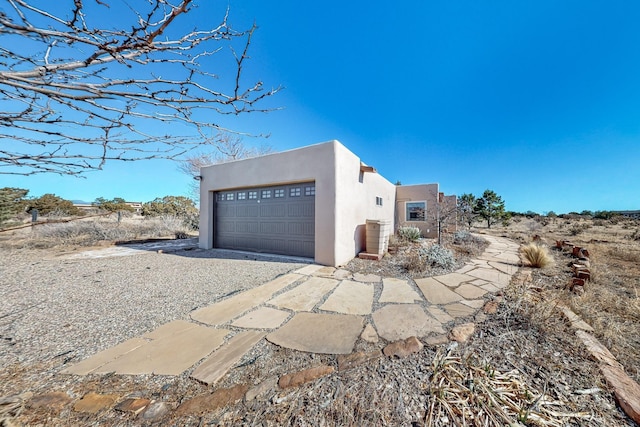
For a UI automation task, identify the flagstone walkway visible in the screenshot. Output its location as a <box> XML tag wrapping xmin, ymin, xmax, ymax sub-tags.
<box><xmin>63</xmin><ymin>235</ymin><xmax>521</xmax><ymax>386</ymax></box>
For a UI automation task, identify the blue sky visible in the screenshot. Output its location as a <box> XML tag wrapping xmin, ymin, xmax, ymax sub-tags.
<box><xmin>3</xmin><ymin>0</ymin><xmax>640</xmax><ymax>214</ymax></box>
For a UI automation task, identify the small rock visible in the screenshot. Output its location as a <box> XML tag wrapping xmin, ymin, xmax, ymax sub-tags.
<box><xmin>337</xmin><ymin>350</ymin><xmax>382</xmax><ymax>371</ymax></box>
<box><xmin>114</xmin><ymin>397</ymin><xmax>151</xmax><ymax>415</ymax></box>
<box><xmin>278</xmin><ymin>365</ymin><xmax>335</xmax><ymax>389</ymax></box>
<box><xmin>142</xmin><ymin>401</ymin><xmax>170</xmax><ymax>421</ymax></box>
<box><xmin>73</xmin><ymin>392</ymin><xmax>119</xmax><ymax>414</ymax></box>
<box><xmin>383</xmin><ymin>336</ymin><xmax>424</xmax><ymax>358</ymax></box>
<box><xmin>449</xmin><ymin>323</ymin><xmax>475</xmax><ymax>343</ymax></box>
<box><xmin>245</xmin><ymin>377</ymin><xmax>278</xmax><ymax>401</ymax></box>
<box><xmin>483</xmin><ymin>301</ymin><xmax>499</xmax><ymax>314</ymax></box>
<box><xmin>28</xmin><ymin>391</ymin><xmax>70</xmax><ymax>412</ymax></box>
<box><xmin>175</xmin><ymin>384</ymin><xmax>248</xmax><ymax>415</ymax></box>
<box><xmin>360</xmin><ymin>323</ymin><xmax>379</xmax><ymax>343</ymax></box>
<box><xmin>424</xmin><ymin>334</ymin><xmax>449</xmax><ymax>346</ymax></box>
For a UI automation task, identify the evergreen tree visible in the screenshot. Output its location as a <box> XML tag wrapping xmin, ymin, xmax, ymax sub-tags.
<box><xmin>474</xmin><ymin>190</ymin><xmax>506</xmax><ymax>229</ymax></box>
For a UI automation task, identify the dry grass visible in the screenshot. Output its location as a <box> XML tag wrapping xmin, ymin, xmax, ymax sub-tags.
<box><xmin>520</xmin><ymin>243</ymin><xmax>553</xmax><ymax>268</ymax></box>
<box><xmin>0</xmin><ymin>215</ymin><xmax>195</xmax><ymax>249</ymax></box>
<box><xmin>481</xmin><ymin>216</ymin><xmax>640</xmax><ymax>384</ymax></box>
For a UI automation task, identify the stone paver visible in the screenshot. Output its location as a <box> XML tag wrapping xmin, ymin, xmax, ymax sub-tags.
<box><xmin>268</xmin><ymin>276</ymin><xmax>339</xmax><ymax>311</ymax></box>
<box><xmin>320</xmin><ymin>280</ymin><xmax>373</xmax><ymax>315</ymax></box>
<box><xmin>231</xmin><ymin>307</ymin><xmax>291</xmax><ymax>329</ymax></box>
<box><xmin>480</xmin><ymin>283</ymin><xmax>501</xmax><ymax>293</ymax></box>
<box><xmin>353</xmin><ymin>272</ymin><xmax>381</xmax><ymax>283</ymax></box>
<box><xmin>427</xmin><ymin>306</ymin><xmax>454</xmax><ymax>324</ymax></box>
<box><xmin>488</xmin><ymin>261</ymin><xmax>519</xmax><ymax>275</ymax></box>
<box><xmin>453</xmin><ymin>284</ymin><xmax>487</xmax><ymax>300</ymax></box>
<box><xmin>442</xmin><ymin>303</ymin><xmax>476</xmax><ymax>318</ymax></box>
<box><xmin>191</xmin><ymin>273</ymin><xmax>303</xmax><ymax>325</ymax></box>
<box><xmin>379</xmin><ymin>278</ymin><xmax>422</xmax><ymax>303</ymax></box>
<box><xmin>466</xmin><ymin>268</ymin><xmax>511</xmax><ymax>288</ymax></box>
<box><xmin>62</xmin><ymin>338</ymin><xmax>149</xmax><ymax>375</ymax></box>
<box><xmin>294</xmin><ymin>264</ymin><xmax>324</xmax><ymax>275</ymax></box>
<box><xmin>313</xmin><ymin>266</ymin><xmax>336</xmax><ymax>277</ymax></box>
<box><xmin>191</xmin><ymin>331</ymin><xmax>266</xmax><ymax>385</ymax></box>
<box><xmin>415</xmin><ymin>278</ymin><xmax>464</xmax><ymax>304</ymax></box>
<box><xmin>433</xmin><ymin>273</ymin><xmax>474</xmax><ymax>288</ymax></box>
<box><xmin>454</xmin><ymin>264</ymin><xmax>475</xmax><ymax>274</ymax></box>
<box><xmin>142</xmin><ymin>319</ymin><xmax>198</xmax><ymax>340</ymax></box>
<box><xmin>460</xmin><ymin>299</ymin><xmax>485</xmax><ymax>309</ymax></box>
<box><xmin>266</xmin><ymin>312</ymin><xmax>363</xmax><ymax>354</ymax></box>
<box><xmin>372</xmin><ymin>304</ymin><xmax>444</xmax><ymax>341</ymax></box>
<box><xmin>94</xmin><ymin>325</ymin><xmax>229</xmax><ymax>375</ymax></box>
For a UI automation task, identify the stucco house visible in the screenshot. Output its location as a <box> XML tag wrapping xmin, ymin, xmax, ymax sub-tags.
<box><xmin>198</xmin><ymin>140</ymin><xmax>456</xmax><ymax>266</ymax></box>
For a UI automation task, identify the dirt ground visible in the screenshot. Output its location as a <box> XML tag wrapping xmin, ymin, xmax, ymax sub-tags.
<box><xmin>1</xmin><ymin>217</ymin><xmax>639</xmax><ymax>426</ymax></box>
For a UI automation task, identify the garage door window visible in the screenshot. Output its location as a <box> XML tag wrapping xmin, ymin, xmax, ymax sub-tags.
<box><xmin>290</xmin><ymin>187</ymin><xmax>301</xmax><ymax>197</ymax></box>
<box><xmin>275</xmin><ymin>189</ymin><xmax>285</xmax><ymax>198</ymax></box>
<box><xmin>248</xmin><ymin>191</ymin><xmax>258</xmax><ymax>199</ymax></box>
<box><xmin>237</xmin><ymin>192</ymin><xmax>246</xmax><ymax>200</ymax></box>
<box><xmin>305</xmin><ymin>186</ymin><xmax>315</xmax><ymax>196</ymax></box>
<box><xmin>262</xmin><ymin>190</ymin><xmax>272</xmax><ymax>198</ymax></box>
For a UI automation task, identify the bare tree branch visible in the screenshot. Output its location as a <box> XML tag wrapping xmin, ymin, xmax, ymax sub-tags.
<box><xmin>0</xmin><ymin>0</ymin><xmax>281</xmax><ymax>175</ymax></box>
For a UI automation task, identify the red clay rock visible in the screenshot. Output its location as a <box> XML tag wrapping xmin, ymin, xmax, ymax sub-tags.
<box><xmin>73</xmin><ymin>392</ymin><xmax>119</xmax><ymax>414</ymax></box>
<box><xmin>600</xmin><ymin>363</ymin><xmax>640</xmax><ymax>424</ymax></box>
<box><xmin>483</xmin><ymin>301</ymin><xmax>499</xmax><ymax>315</ymax></box>
<box><xmin>115</xmin><ymin>397</ymin><xmax>151</xmax><ymax>415</ymax></box>
<box><xmin>337</xmin><ymin>350</ymin><xmax>382</xmax><ymax>371</ymax></box>
<box><xmin>175</xmin><ymin>384</ymin><xmax>248</xmax><ymax>415</ymax></box>
<box><xmin>449</xmin><ymin>323</ymin><xmax>475</xmax><ymax>343</ymax></box>
<box><xmin>383</xmin><ymin>336</ymin><xmax>424</xmax><ymax>358</ymax></box>
<box><xmin>28</xmin><ymin>391</ymin><xmax>71</xmax><ymax>412</ymax></box>
<box><xmin>278</xmin><ymin>365</ymin><xmax>335</xmax><ymax>389</ymax></box>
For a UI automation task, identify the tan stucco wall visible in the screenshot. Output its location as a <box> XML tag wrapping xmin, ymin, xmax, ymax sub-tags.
<box><xmin>333</xmin><ymin>143</ymin><xmax>396</xmax><ymax>263</ymax></box>
<box><xmin>395</xmin><ymin>183</ymin><xmax>440</xmax><ymax>238</ymax></box>
<box><xmin>198</xmin><ymin>140</ymin><xmax>395</xmax><ymax>266</ymax></box>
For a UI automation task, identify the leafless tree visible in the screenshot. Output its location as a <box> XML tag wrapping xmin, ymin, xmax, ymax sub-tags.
<box><xmin>178</xmin><ymin>132</ymin><xmax>273</xmax><ymax>199</ymax></box>
<box><xmin>0</xmin><ymin>0</ymin><xmax>280</xmax><ymax>176</ymax></box>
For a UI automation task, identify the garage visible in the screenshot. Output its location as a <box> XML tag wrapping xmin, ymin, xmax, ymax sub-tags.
<box><xmin>213</xmin><ymin>182</ymin><xmax>315</xmax><ymax>258</ymax></box>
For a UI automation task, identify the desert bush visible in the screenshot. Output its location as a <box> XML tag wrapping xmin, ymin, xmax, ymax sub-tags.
<box><xmin>520</xmin><ymin>243</ymin><xmax>552</xmax><ymax>268</ymax></box>
<box><xmin>420</xmin><ymin>244</ymin><xmax>456</xmax><ymax>269</ymax></box>
<box><xmin>397</xmin><ymin>226</ymin><xmax>421</xmax><ymax>242</ymax></box>
<box><xmin>629</xmin><ymin>229</ymin><xmax>640</xmax><ymax>241</ymax></box>
<box><xmin>568</xmin><ymin>223</ymin><xmax>591</xmax><ymax>236</ymax></box>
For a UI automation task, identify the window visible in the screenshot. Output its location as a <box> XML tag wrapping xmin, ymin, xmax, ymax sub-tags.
<box><xmin>376</xmin><ymin>196</ymin><xmax>383</xmax><ymax>206</ymax></box>
<box><xmin>274</xmin><ymin>189</ymin><xmax>285</xmax><ymax>198</ymax></box>
<box><xmin>237</xmin><ymin>192</ymin><xmax>246</xmax><ymax>200</ymax></box>
<box><xmin>226</xmin><ymin>193</ymin><xmax>234</xmax><ymax>201</ymax></box>
<box><xmin>217</xmin><ymin>193</ymin><xmax>225</xmax><ymax>201</ymax></box>
<box><xmin>248</xmin><ymin>191</ymin><xmax>258</xmax><ymax>199</ymax></box>
<box><xmin>406</xmin><ymin>201</ymin><xmax>426</xmax><ymax>221</ymax></box>
<box><xmin>305</xmin><ymin>186</ymin><xmax>315</xmax><ymax>196</ymax></box>
<box><xmin>262</xmin><ymin>190</ymin><xmax>271</xmax><ymax>199</ymax></box>
<box><xmin>290</xmin><ymin>187</ymin><xmax>301</xmax><ymax>197</ymax></box>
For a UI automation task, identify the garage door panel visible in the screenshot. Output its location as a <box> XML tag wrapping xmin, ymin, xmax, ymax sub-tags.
<box><xmin>214</xmin><ymin>182</ymin><xmax>315</xmax><ymax>258</ymax></box>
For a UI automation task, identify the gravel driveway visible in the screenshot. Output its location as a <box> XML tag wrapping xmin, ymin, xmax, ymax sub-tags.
<box><xmin>0</xmin><ymin>245</ymin><xmax>306</xmax><ymax>372</ymax></box>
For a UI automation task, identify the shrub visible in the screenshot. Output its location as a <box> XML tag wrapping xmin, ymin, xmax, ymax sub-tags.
<box><xmin>520</xmin><ymin>243</ymin><xmax>552</xmax><ymax>268</ymax></box>
<box><xmin>420</xmin><ymin>244</ymin><xmax>456</xmax><ymax>269</ymax></box>
<box><xmin>629</xmin><ymin>229</ymin><xmax>640</xmax><ymax>241</ymax></box>
<box><xmin>398</xmin><ymin>226</ymin><xmax>421</xmax><ymax>242</ymax></box>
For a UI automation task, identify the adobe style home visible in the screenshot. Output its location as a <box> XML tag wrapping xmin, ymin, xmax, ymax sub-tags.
<box><xmin>198</xmin><ymin>140</ymin><xmax>456</xmax><ymax>266</ymax></box>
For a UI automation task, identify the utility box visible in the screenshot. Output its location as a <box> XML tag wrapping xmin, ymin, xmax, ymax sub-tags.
<box><xmin>365</xmin><ymin>219</ymin><xmax>391</xmax><ymax>255</ymax></box>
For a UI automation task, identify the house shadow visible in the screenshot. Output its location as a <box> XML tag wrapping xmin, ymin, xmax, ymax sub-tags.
<box><xmin>116</xmin><ymin>237</ymin><xmax>314</xmax><ymax>265</ymax></box>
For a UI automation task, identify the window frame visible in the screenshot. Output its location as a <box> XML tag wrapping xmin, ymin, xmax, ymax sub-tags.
<box><xmin>406</xmin><ymin>201</ymin><xmax>426</xmax><ymax>222</ymax></box>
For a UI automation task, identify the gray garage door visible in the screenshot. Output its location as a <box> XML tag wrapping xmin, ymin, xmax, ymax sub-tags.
<box><xmin>214</xmin><ymin>182</ymin><xmax>315</xmax><ymax>258</ymax></box>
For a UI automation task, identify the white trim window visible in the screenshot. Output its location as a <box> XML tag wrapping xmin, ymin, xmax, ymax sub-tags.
<box><xmin>406</xmin><ymin>201</ymin><xmax>426</xmax><ymax>221</ymax></box>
